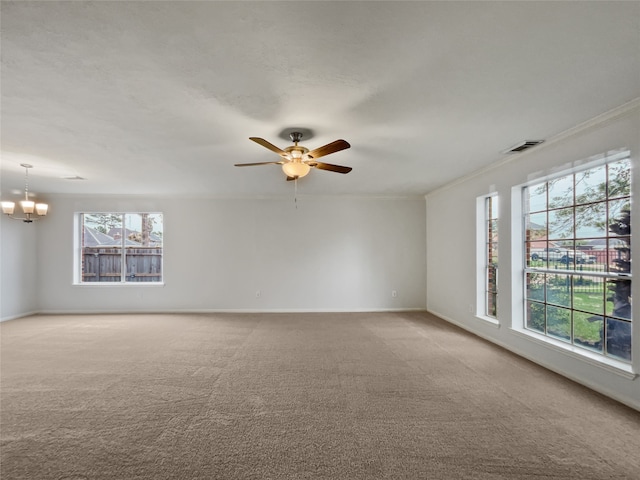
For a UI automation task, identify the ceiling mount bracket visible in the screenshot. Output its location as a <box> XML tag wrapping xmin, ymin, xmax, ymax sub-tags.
<box><xmin>289</xmin><ymin>132</ymin><xmax>303</xmax><ymax>144</ymax></box>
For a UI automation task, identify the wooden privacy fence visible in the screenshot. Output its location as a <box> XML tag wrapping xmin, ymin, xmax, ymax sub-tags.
<box><xmin>82</xmin><ymin>247</ymin><xmax>162</xmax><ymax>282</ymax></box>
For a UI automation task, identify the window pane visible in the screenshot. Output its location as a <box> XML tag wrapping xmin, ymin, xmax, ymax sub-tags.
<box><xmin>608</xmin><ymin>237</ymin><xmax>631</xmax><ymax>274</ymax></box>
<box><xmin>81</xmin><ymin>213</ymin><xmax>123</xmax><ymax>282</ymax></box>
<box><xmin>526</xmin><ymin>243</ymin><xmax>545</xmax><ymax>267</ymax></box>
<box><xmin>124</xmin><ymin>213</ymin><xmax>163</xmax><ymax>283</ymax></box>
<box><xmin>588</xmin><ymin>249</ymin><xmax>606</xmax><ymax>270</ymax></box>
<box><xmin>575</xmin><ymin>203</ymin><xmax>607</xmax><ymax>238</ymax></box>
<box><xmin>526</xmin><ymin>183</ymin><xmax>547</xmax><ymax>212</ymax></box>
<box><xmin>548</xmin><ymin>175</ymin><xmax>574</xmax><ymax>209</ymax></box>
<box><xmin>546</xmin><ymin>244</ymin><xmax>577</xmax><ymax>269</ymax></box>
<box><xmin>546</xmin><ymin>274</ymin><xmax>571</xmax><ymax>307</ymax></box>
<box><xmin>487</xmin><ymin>292</ymin><xmax>497</xmax><ymax>318</ymax></box>
<box><xmin>572</xmin><ymin>276</ymin><xmax>604</xmax><ymax>315</ymax></box>
<box><xmin>486</xmin><ymin>196</ymin><xmax>498</xmax><ymax>318</ymax></box>
<box><xmin>608</xmin><ymin>200</ymin><xmax>631</xmax><ymax>237</ymax></box>
<box><xmin>487</xmin><ymin>265</ymin><xmax>497</xmax><ymax>292</ymax></box>
<box><xmin>526</xmin><ymin>301</ymin><xmax>545</xmax><ymax>333</ymax></box>
<box><xmin>526</xmin><ymin>212</ymin><xmax>547</xmax><ymax>241</ymax></box>
<box><xmin>575</xmin><ymin>165</ymin><xmax>607</xmax><ymax>204</ymax></box>
<box><xmin>548</xmin><ymin>208</ymin><xmax>574</xmax><ymax>239</ymax></box>
<box><xmin>605</xmin><ymin>318</ymin><xmax>631</xmax><ymax>361</ymax></box>
<box><xmin>607</xmin><ymin>158</ymin><xmax>631</xmax><ymax>198</ymax></box>
<box><xmin>606</xmin><ymin>279</ymin><xmax>631</xmax><ymax>320</ymax></box>
<box><xmin>577</xmin><ymin>250</ymin><xmax>599</xmax><ymax>268</ymax></box>
<box><xmin>490</xmin><ymin>199</ymin><xmax>499</xmax><ymax>220</ymax></box>
<box><xmin>489</xmin><ymin>242</ymin><xmax>498</xmax><ymax>265</ymax></box>
<box><xmin>526</xmin><ymin>273</ymin><xmax>545</xmax><ymax>301</ymax></box>
<box><xmin>573</xmin><ymin>312</ymin><xmax>603</xmax><ymax>353</ymax></box>
<box><xmin>488</xmin><ymin>219</ymin><xmax>498</xmax><ymax>241</ymax></box>
<box><xmin>547</xmin><ymin>305</ymin><xmax>571</xmax><ymax>342</ymax></box>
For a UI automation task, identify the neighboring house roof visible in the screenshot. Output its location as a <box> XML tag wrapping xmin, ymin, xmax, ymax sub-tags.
<box><xmin>583</xmin><ymin>239</ymin><xmax>607</xmax><ymax>247</ymax></box>
<box><xmin>107</xmin><ymin>227</ymin><xmax>161</xmax><ymax>245</ymax></box>
<box><xmin>83</xmin><ymin>226</ymin><xmax>118</xmax><ymax>246</ymax></box>
<box><xmin>529</xmin><ymin>237</ymin><xmax>561</xmax><ymax>249</ymax></box>
<box><xmin>83</xmin><ymin>226</ymin><xmax>140</xmax><ymax>246</ymax></box>
<box><xmin>529</xmin><ymin>222</ymin><xmax>545</xmax><ymax>230</ymax></box>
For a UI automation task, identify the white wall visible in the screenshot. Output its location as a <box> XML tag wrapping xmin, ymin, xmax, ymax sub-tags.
<box><xmin>0</xmin><ymin>214</ymin><xmax>39</xmax><ymax>320</ymax></box>
<box><xmin>4</xmin><ymin>106</ymin><xmax>637</xmax><ymax>410</ymax></box>
<box><xmin>31</xmin><ymin>195</ymin><xmax>426</xmax><ymax>314</ymax></box>
<box><xmin>426</xmin><ymin>101</ymin><xmax>640</xmax><ymax>410</ymax></box>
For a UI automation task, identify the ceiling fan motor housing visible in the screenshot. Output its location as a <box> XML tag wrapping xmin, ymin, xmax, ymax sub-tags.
<box><xmin>284</xmin><ymin>145</ymin><xmax>309</xmax><ymax>160</ymax></box>
<box><xmin>289</xmin><ymin>132</ymin><xmax>304</xmax><ymax>143</ymax></box>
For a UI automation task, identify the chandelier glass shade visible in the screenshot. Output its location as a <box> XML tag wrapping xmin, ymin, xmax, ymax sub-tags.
<box><xmin>1</xmin><ymin>164</ymin><xmax>49</xmax><ymax>223</ymax></box>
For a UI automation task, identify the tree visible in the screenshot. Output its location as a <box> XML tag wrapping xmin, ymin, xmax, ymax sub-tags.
<box><xmin>141</xmin><ymin>213</ymin><xmax>154</xmax><ymax>247</ymax></box>
<box><xmin>545</xmin><ymin>160</ymin><xmax>630</xmax><ymax>235</ymax></box>
<box><xmin>85</xmin><ymin>213</ymin><xmax>122</xmax><ymax>234</ymax></box>
<box><xmin>607</xmin><ymin>208</ymin><xmax>631</xmax><ymax>360</ymax></box>
<box><xmin>530</xmin><ymin>158</ymin><xmax>631</xmax><ymax>360</ymax></box>
<box><xmin>125</xmin><ymin>214</ymin><xmax>156</xmax><ymax>246</ymax></box>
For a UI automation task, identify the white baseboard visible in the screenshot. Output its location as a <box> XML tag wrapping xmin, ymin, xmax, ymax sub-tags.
<box><xmin>427</xmin><ymin>309</ymin><xmax>640</xmax><ymax>412</ymax></box>
<box><xmin>0</xmin><ymin>310</ymin><xmax>39</xmax><ymax>322</ymax></box>
<box><xmin>26</xmin><ymin>307</ymin><xmax>427</xmax><ymax>316</ymax></box>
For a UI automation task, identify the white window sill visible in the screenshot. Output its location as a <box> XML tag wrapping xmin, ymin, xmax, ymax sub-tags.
<box><xmin>73</xmin><ymin>282</ymin><xmax>165</xmax><ymax>287</ymax></box>
<box><xmin>475</xmin><ymin>315</ymin><xmax>500</xmax><ymax>327</ymax></box>
<box><xmin>510</xmin><ymin>327</ymin><xmax>636</xmax><ymax>379</ymax></box>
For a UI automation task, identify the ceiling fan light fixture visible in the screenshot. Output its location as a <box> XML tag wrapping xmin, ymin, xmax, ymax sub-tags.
<box><xmin>282</xmin><ymin>161</ymin><xmax>310</xmax><ymax>178</ymax></box>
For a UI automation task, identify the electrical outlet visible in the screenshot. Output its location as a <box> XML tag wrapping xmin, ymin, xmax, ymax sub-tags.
<box><xmin>256</xmin><ymin>290</ymin><xmax>261</xmax><ymax>298</ymax></box>
<box><xmin>468</xmin><ymin>304</ymin><xmax>474</xmax><ymax>313</ymax></box>
<box><xmin>392</xmin><ymin>290</ymin><xmax>397</xmax><ymax>298</ymax></box>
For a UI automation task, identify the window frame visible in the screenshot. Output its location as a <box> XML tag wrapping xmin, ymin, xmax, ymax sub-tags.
<box><xmin>74</xmin><ymin>212</ymin><xmax>164</xmax><ymax>285</ymax></box>
<box><xmin>476</xmin><ymin>193</ymin><xmax>500</xmax><ymax>325</ymax></box>
<box><xmin>511</xmin><ymin>149</ymin><xmax>632</xmax><ymax>373</ymax></box>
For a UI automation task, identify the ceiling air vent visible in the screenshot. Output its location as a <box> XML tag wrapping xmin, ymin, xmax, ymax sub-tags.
<box><xmin>502</xmin><ymin>140</ymin><xmax>544</xmax><ymax>154</ymax></box>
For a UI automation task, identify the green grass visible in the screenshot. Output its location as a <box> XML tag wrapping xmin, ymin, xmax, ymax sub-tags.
<box><xmin>527</xmin><ymin>288</ymin><xmax>607</xmax><ymax>348</ymax></box>
<box><xmin>573</xmin><ymin>291</ymin><xmax>604</xmax><ymax>314</ymax></box>
<box><xmin>526</xmin><ymin>262</ymin><xmax>628</xmax><ymax>351</ymax></box>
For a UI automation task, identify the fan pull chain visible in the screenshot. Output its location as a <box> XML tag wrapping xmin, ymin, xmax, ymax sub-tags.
<box><xmin>294</xmin><ymin>178</ymin><xmax>298</xmax><ymax>209</ymax></box>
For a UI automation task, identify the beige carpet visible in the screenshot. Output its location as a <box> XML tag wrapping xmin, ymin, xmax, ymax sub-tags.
<box><xmin>1</xmin><ymin>311</ymin><xmax>639</xmax><ymax>479</ymax></box>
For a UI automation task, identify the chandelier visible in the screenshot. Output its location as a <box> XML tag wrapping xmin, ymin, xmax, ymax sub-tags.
<box><xmin>1</xmin><ymin>164</ymin><xmax>49</xmax><ymax>223</ymax></box>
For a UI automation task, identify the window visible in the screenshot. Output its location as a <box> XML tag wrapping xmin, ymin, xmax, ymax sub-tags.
<box><xmin>523</xmin><ymin>152</ymin><xmax>631</xmax><ymax>362</ymax></box>
<box><xmin>486</xmin><ymin>196</ymin><xmax>499</xmax><ymax>317</ymax></box>
<box><xmin>477</xmin><ymin>194</ymin><xmax>499</xmax><ymax>321</ymax></box>
<box><xmin>78</xmin><ymin>213</ymin><xmax>163</xmax><ymax>283</ymax></box>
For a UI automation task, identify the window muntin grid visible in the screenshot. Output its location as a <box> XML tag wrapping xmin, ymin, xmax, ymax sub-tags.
<box><xmin>523</xmin><ymin>154</ymin><xmax>631</xmax><ymax>362</ymax></box>
<box><xmin>79</xmin><ymin>213</ymin><xmax>164</xmax><ymax>284</ymax></box>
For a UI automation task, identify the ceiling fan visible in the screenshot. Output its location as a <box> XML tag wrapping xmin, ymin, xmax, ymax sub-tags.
<box><xmin>235</xmin><ymin>132</ymin><xmax>351</xmax><ymax>180</ymax></box>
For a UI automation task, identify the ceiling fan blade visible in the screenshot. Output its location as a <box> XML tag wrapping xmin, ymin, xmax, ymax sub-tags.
<box><xmin>249</xmin><ymin>137</ymin><xmax>287</xmax><ymax>156</ymax></box>
<box><xmin>309</xmin><ymin>161</ymin><xmax>352</xmax><ymax>174</ymax></box>
<box><xmin>307</xmin><ymin>139</ymin><xmax>350</xmax><ymax>160</ymax></box>
<box><xmin>234</xmin><ymin>161</ymin><xmax>284</xmax><ymax>167</ymax></box>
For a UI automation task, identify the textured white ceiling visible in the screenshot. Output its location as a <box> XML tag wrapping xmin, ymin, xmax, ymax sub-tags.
<box><xmin>1</xmin><ymin>1</ymin><xmax>639</xmax><ymax>198</ymax></box>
